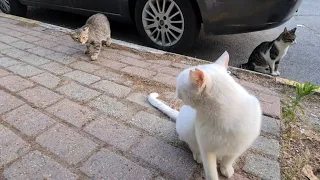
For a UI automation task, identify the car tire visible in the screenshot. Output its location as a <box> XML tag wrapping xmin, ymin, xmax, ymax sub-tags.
<box><xmin>8</xmin><ymin>0</ymin><xmax>27</xmax><ymax>16</ymax></box>
<box><xmin>135</xmin><ymin>0</ymin><xmax>200</xmax><ymax>52</ymax></box>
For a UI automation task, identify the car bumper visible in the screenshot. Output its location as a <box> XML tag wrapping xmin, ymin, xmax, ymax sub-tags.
<box><xmin>198</xmin><ymin>0</ymin><xmax>303</xmax><ymax>35</ymax></box>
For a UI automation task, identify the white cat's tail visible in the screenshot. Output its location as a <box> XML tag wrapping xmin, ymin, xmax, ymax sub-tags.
<box><xmin>148</xmin><ymin>93</ymin><xmax>179</xmax><ymax>120</ymax></box>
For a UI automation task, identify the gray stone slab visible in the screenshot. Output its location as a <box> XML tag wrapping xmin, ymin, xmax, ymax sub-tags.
<box><xmin>7</xmin><ymin>64</ymin><xmax>43</xmax><ymax>77</ymax></box>
<box><xmin>56</xmin><ymin>82</ymin><xmax>100</xmax><ymax>102</ymax></box>
<box><xmin>0</xmin><ymin>57</ymin><xmax>22</xmax><ymax>67</ymax></box>
<box><xmin>30</xmin><ymin>72</ymin><xmax>61</xmax><ymax>89</ymax></box>
<box><xmin>63</xmin><ymin>70</ymin><xmax>100</xmax><ymax>85</ymax></box>
<box><xmin>251</xmin><ymin>136</ymin><xmax>280</xmax><ymax>159</ymax></box>
<box><xmin>262</xmin><ymin>116</ymin><xmax>280</xmax><ymax>137</ymax></box>
<box><xmin>91</xmin><ymin>80</ymin><xmax>131</xmax><ymax>98</ymax></box>
<box><xmin>40</xmin><ymin>62</ymin><xmax>72</xmax><ymax>75</ymax></box>
<box><xmin>0</xmin><ymin>75</ymin><xmax>34</xmax><ymax>92</ymax></box>
<box><xmin>0</xmin><ymin>90</ymin><xmax>24</xmax><ymax>114</ymax></box>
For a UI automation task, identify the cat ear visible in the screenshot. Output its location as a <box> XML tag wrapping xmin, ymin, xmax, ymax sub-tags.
<box><xmin>215</xmin><ymin>51</ymin><xmax>229</xmax><ymax>69</ymax></box>
<box><xmin>189</xmin><ymin>68</ymin><xmax>205</xmax><ymax>88</ymax></box>
<box><xmin>83</xmin><ymin>26</ymin><xmax>89</xmax><ymax>32</ymax></box>
<box><xmin>284</xmin><ymin>27</ymin><xmax>288</xmax><ymax>33</ymax></box>
<box><xmin>290</xmin><ymin>27</ymin><xmax>297</xmax><ymax>34</ymax></box>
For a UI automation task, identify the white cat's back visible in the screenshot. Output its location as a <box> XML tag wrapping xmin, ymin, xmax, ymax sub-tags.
<box><xmin>176</xmin><ymin>105</ymin><xmax>197</xmax><ymax>141</ymax></box>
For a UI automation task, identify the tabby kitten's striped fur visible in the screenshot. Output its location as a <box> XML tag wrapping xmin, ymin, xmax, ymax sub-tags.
<box><xmin>241</xmin><ymin>27</ymin><xmax>297</xmax><ymax>76</ymax></box>
<box><xmin>70</xmin><ymin>13</ymin><xmax>111</xmax><ymax>61</ymax></box>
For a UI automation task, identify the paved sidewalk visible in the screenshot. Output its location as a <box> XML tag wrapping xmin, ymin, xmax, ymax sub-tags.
<box><xmin>0</xmin><ymin>15</ymin><xmax>281</xmax><ymax>180</ymax></box>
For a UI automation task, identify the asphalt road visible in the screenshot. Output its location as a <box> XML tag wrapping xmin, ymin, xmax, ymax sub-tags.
<box><xmin>3</xmin><ymin>0</ymin><xmax>320</xmax><ymax>85</ymax></box>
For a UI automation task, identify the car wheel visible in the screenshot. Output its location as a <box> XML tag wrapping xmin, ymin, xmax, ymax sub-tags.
<box><xmin>135</xmin><ymin>0</ymin><xmax>200</xmax><ymax>52</ymax></box>
<box><xmin>0</xmin><ymin>0</ymin><xmax>27</xmax><ymax>16</ymax></box>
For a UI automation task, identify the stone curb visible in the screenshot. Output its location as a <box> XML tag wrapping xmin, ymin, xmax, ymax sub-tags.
<box><xmin>2</xmin><ymin>13</ymin><xmax>318</xmax><ymax>94</ymax></box>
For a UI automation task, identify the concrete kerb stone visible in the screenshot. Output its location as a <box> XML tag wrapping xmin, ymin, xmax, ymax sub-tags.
<box><xmin>1</xmin><ymin>12</ymin><xmax>312</xmax><ymax>96</ymax></box>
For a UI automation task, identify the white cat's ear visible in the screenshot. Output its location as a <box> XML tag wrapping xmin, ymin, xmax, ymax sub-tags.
<box><xmin>189</xmin><ymin>68</ymin><xmax>205</xmax><ymax>88</ymax></box>
<box><xmin>215</xmin><ymin>51</ymin><xmax>229</xmax><ymax>69</ymax></box>
<box><xmin>83</xmin><ymin>26</ymin><xmax>89</xmax><ymax>32</ymax></box>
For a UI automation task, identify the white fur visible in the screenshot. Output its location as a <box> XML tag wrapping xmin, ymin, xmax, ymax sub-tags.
<box><xmin>261</xmin><ymin>39</ymin><xmax>291</xmax><ymax>76</ymax></box>
<box><xmin>148</xmin><ymin>51</ymin><xmax>262</xmax><ymax>180</ymax></box>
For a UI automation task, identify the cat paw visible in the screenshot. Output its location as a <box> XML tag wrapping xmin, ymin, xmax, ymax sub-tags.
<box><xmin>275</xmin><ymin>71</ymin><xmax>281</xmax><ymax>75</ymax></box>
<box><xmin>220</xmin><ymin>165</ymin><xmax>234</xmax><ymax>178</ymax></box>
<box><xmin>84</xmin><ymin>50</ymin><xmax>90</xmax><ymax>54</ymax></box>
<box><xmin>271</xmin><ymin>72</ymin><xmax>279</xmax><ymax>76</ymax></box>
<box><xmin>193</xmin><ymin>153</ymin><xmax>202</xmax><ymax>164</ymax></box>
<box><xmin>91</xmin><ymin>54</ymin><xmax>98</xmax><ymax>61</ymax></box>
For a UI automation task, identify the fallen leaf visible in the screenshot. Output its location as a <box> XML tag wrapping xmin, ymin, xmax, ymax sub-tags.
<box><xmin>302</xmin><ymin>164</ymin><xmax>319</xmax><ymax>180</ymax></box>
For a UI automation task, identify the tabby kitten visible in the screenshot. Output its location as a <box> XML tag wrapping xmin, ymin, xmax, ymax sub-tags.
<box><xmin>70</xmin><ymin>13</ymin><xmax>111</xmax><ymax>61</ymax></box>
<box><xmin>241</xmin><ymin>27</ymin><xmax>297</xmax><ymax>76</ymax></box>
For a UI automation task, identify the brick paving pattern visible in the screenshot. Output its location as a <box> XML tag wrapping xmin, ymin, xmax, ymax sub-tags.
<box><xmin>0</xmin><ymin>15</ymin><xmax>282</xmax><ymax>180</ymax></box>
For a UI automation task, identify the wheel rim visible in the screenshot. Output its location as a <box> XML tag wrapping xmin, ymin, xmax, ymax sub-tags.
<box><xmin>0</xmin><ymin>0</ymin><xmax>10</xmax><ymax>13</ymax></box>
<box><xmin>142</xmin><ymin>0</ymin><xmax>184</xmax><ymax>47</ymax></box>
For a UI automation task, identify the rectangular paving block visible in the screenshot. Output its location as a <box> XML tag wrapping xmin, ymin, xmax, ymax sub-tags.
<box><xmin>84</xmin><ymin>116</ymin><xmax>141</xmax><ymax>151</ymax></box>
<box><xmin>91</xmin><ymin>80</ymin><xmax>131</xmax><ymax>98</ymax></box>
<box><xmin>27</xmin><ymin>46</ymin><xmax>55</xmax><ymax>56</ymax></box>
<box><xmin>130</xmin><ymin>111</ymin><xmax>177</xmax><ymax>142</ymax></box>
<box><xmin>0</xmin><ymin>69</ymin><xmax>10</xmax><ymax>77</ymax></box>
<box><xmin>126</xmin><ymin>92</ymin><xmax>152</xmax><ymax>108</ymax></box>
<box><xmin>17</xmin><ymin>34</ymin><xmax>41</xmax><ymax>42</ymax></box>
<box><xmin>172</xmin><ymin>62</ymin><xmax>191</xmax><ymax>69</ymax></box>
<box><xmin>152</xmin><ymin>73</ymin><xmax>176</xmax><ymax>87</ymax></box>
<box><xmin>121</xmin><ymin>66</ymin><xmax>156</xmax><ymax>78</ymax></box>
<box><xmin>36</xmin><ymin>124</ymin><xmax>98</xmax><ymax>165</ymax></box>
<box><xmin>131</xmin><ymin>136</ymin><xmax>197</xmax><ymax>180</ymax></box>
<box><xmin>118</xmin><ymin>56</ymin><xmax>152</xmax><ymax>68</ymax></box>
<box><xmin>18</xmin><ymin>53</ymin><xmax>51</xmax><ymax>66</ymax></box>
<box><xmin>45</xmin><ymin>52</ymin><xmax>77</xmax><ymax>64</ymax></box>
<box><xmin>4</xmin><ymin>151</ymin><xmax>77</xmax><ymax>180</ymax></box>
<box><xmin>0</xmin><ymin>42</ymin><xmax>11</xmax><ymax>50</ymax></box>
<box><xmin>88</xmin><ymin>95</ymin><xmax>136</xmax><ymax>122</ymax></box>
<box><xmin>0</xmin><ymin>125</ymin><xmax>30</xmax><ymax>166</ymax></box>
<box><xmin>0</xmin><ymin>57</ymin><xmax>22</xmax><ymax>67</ymax></box>
<box><xmin>251</xmin><ymin>136</ymin><xmax>280</xmax><ymax>159</ymax></box>
<box><xmin>0</xmin><ymin>90</ymin><xmax>24</xmax><ymax>114</ymax></box>
<box><xmin>63</xmin><ymin>70</ymin><xmax>100</xmax><ymax>85</ymax></box>
<box><xmin>30</xmin><ymin>72</ymin><xmax>61</xmax><ymax>89</ymax></box>
<box><xmin>69</xmin><ymin>61</ymin><xmax>101</xmax><ymax>73</ymax></box>
<box><xmin>51</xmin><ymin>45</ymin><xmax>79</xmax><ymax>55</ymax></box>
<box><xmin>3</xmin><ymin>104</ymin><xmax>55</xmax><ymax>136</ymax></box>
<box><xmin>150</xmin><ymin>64</ymin><xmax>181</xmax><ymax>76</ymax></box>
<box><xmin>243</xmin><ymin>154</ymin><xmax>280</xmax><ymax>180</ymax></box>
<box><xmin>56</xmin><ymin>82</ymin><xmax>101</xmax><ymax>101</ymax></box>
<box><xmin>0</xmin><ymin>75</ymin><xmax>34</xmax><ymax>92</ymax></box>
<box><xmin>1</xmin><ymin>48</ymin><xmax>30</xmax><ymax>59</ymax></box>
<box><xmin>97</xmin><ymin>59</ymin><xmax>128</xmax><ymax>70</ymax></box>
<box><xmin>262</xmin><ymin>116</ymin><xmax>280</xmax><ymax>138</ymax></box>
<box><xmin>11</xmin><ymin>40</ymin><xmax>36</xmax><ymax>50</ymax></box>
<box><xmin>40</xmin><ymin>62</ymin><xmax>72</xmax><ymax>75</ymax></box>
<box><xmin>0</xmin><ymin>34</ymin><xmax>19</xmax><ymax>43</ymax></box>
<box><xmin>94</xmin><ymin>69</ymin><xmax>133</xmax><ymax>87</ymax></box>
<box><xmin>7</xmin><ymin>64</ymin><xmax>44</xmax><ymax>77</ymax></box>
<box><xmin>33</xmin><ymin>39</ymin><xmax>58</xmax><ymax>48</ymax></box>
<box><xmin>81</xmin><ymin>149</ymin><xmax>153</xmax><ymax>180</ymax></box>
<box><xmin>18</xmin><ymin>86</ymin><xmax>63</xmax><ymax>108</ymax></box>
<box><xmin>145</xmin><ymin>60</ymin><xmax>172</xmax><ymax>66</ymax></box>
<box><xmin>47</xmin><ymin>99</ymin><xmax>97</xmax><ymax>128</ymax></box>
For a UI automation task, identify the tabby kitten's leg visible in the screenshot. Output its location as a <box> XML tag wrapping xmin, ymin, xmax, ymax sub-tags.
<box><xmin>274</xmin><ymin>61</ymin><xmax>280</xmax><ymax>75</ymax></box>
<box><xmin>102</xmin><ymin>37</ymin><xmax>112</xmax><ymax>47</ymax></box>
<box><xmin>84</xmin><ymin>44</ymin><xmax>90</xmax><ymax>54</ymax></box>
<box><xmin>90</xmin><ymin>41</ymin><xmax>102</xmax><ymax>61</ymax></box>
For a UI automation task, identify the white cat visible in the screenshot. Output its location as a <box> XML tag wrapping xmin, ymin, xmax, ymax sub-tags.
<box><xmin>148</xmin><ymin>51</ymin><xmax>262</xmax><ymax>180</ymax></box>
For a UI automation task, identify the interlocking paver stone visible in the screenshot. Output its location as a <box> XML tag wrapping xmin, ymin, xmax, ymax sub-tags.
<box><xmin>63</xmin><ymin>70</ymin><xmax>100</xmax><ymax>85</ymax></box>
<box><xmin>40</xmin><ymin>61</ymin><xmax>72</xmax><ymax>75</ymax></box>
<box><xmin>17</xmin><ymin>34</ymin><xmax>41</xmax><ymax>42</ymax></box>
<box><xmin>81</xmin><ymin>149</ymin><xmax>153</xmax><ymax>180</ymax></box>
<box><xmin>152</xmin><ymin>73</ymin><xmax>176</xmax><ymax>87</ymax></box>
<box><xmin>70</xmin><ymin>61</ymin><xmax>101</xmax><ymax>73</ymax></box>
<box><xmin>18</xmin><ymin>53</ymin><xmax>51</xmax><ymax>66</ymax></box>
<box><xmin>262</xmin><ymin>116</ymin><xmax>280</xmax><ymax>137</ymax></box>
<box><xmin>251</xmin><ymin>136</ymin><xmax>280</xmax><ymax>159</ymax></box>
<box><xmin>0</xmin><ymin>69</ymin><xmax>10</xmax><ymax>77</ymax></box>
<box><xmin>11</xmin><ymin>40</ymin><xmax>36</xmax><ymax>50</ymax></box>
<box><xmin>36</xmin><ymin>124</ymin><xmax>98</xmax><ymax>165</ymax></box>
<box><xmin>88</xmin><ymin>95</ymin><xmax>135</xmax><ymax>121</ymax></box>
<box><xmin>1</xmin><ymin>48</ymin><xmax>29</xmax><ymax>59</ymax></box>
<box><xmin>56</xmin><ymin>82</ymin><xmax>101</xmax><ymax>101</ymax></box>
<box><xmin>91</xmin><ymin>80</ymin><xmax>131</xmax><ymax>98</ymax></box>
<box><xmin>0</xmin><ymin>125</ymin><xmax>30</xmax><ymax>166</ymax></box>
<box><xmin>0</xmin><ymin>56</ymin><xmax>22</xmax><ymax>67</ymax></box>
<box><xmin>3</xmin><ymin>151</ymin><xmax>78</xmax><ymax>180</ymax></box>
<box><xmin>0</xmin><ymin>34</ymin><xmax>19</xmax><ymax>43</ymax></box>
<box><xmin>84</xmin><ymin>116</ymin><xmax>141</xmax><ymax>151</ymax></box>
<box><xmin>121</xmin><ymin>66</ymin><xmax>156</xmax><ymax>78</ymax></box>
<box><xmin>47</xmin><ymin>99</ymin><xmax>97</xmax><ymax>128</ymax></box>
<box><xmin>46</xmin><ymin>52</ymin><xmax>77</xmax><ymax>64</ymax></box>
<box><xmin>130</xmin><ymin>111</ymin><xmax>177</xmax><ymax>142</ymax></box>
<box><xmin>0</xmin><ymin>90</ymin><xmax>24</xmax><ymax>114</ymax></box>
<box><xmin>131</xmin><ymin>136</ymin><xmax>197</xmax><ymax>180</ymax></box>
<box><xmin>126</xmin><ymin>92</ymin><xmax>151</xmax><ymax>108</ymax></box>
<box><xmin>27</xmin><ymin>46</ymin><xmax>55</xmax><ymax>56</ymax></box>
<box><xmin>51</xmin><ymin>45</ymin><xmax>79</xmax><ymax>55</ymax></box>
<box><xmin>7</xmin><ymin>64</ymin><xmax>43</xmax><ymax>77</ymax></box>
<box><xmin>94</xmin><ymin>69</ymin><xmax>133</xmax><ymax>86</ymax></box>
<box><xmin>3</xmin><ymin>104</ymin><xmax>55</xmax><ymax>136</ymax></box>
<box><xmin>243</xmin><ymin>154</ymin><xmax>280</xmax><ymax>180</ymax></box>
<box><xmin>30</xmin><ymin>72</ymin><xmax>61</xmax><ymax>89</ymax></box>
<box><xmin>19</xmin><ymin>86</ymin><xmax>63</xmax><ymax>108</ymax></box>
<box><xmin>0</xmin><ymin>75</ymin><xmax>34</xmax><ymax>92</ymax></box>
<box><xmin>0</xmin><ymin>42</ymin><xmax>11</xmax><ymax>50</ymax></box>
